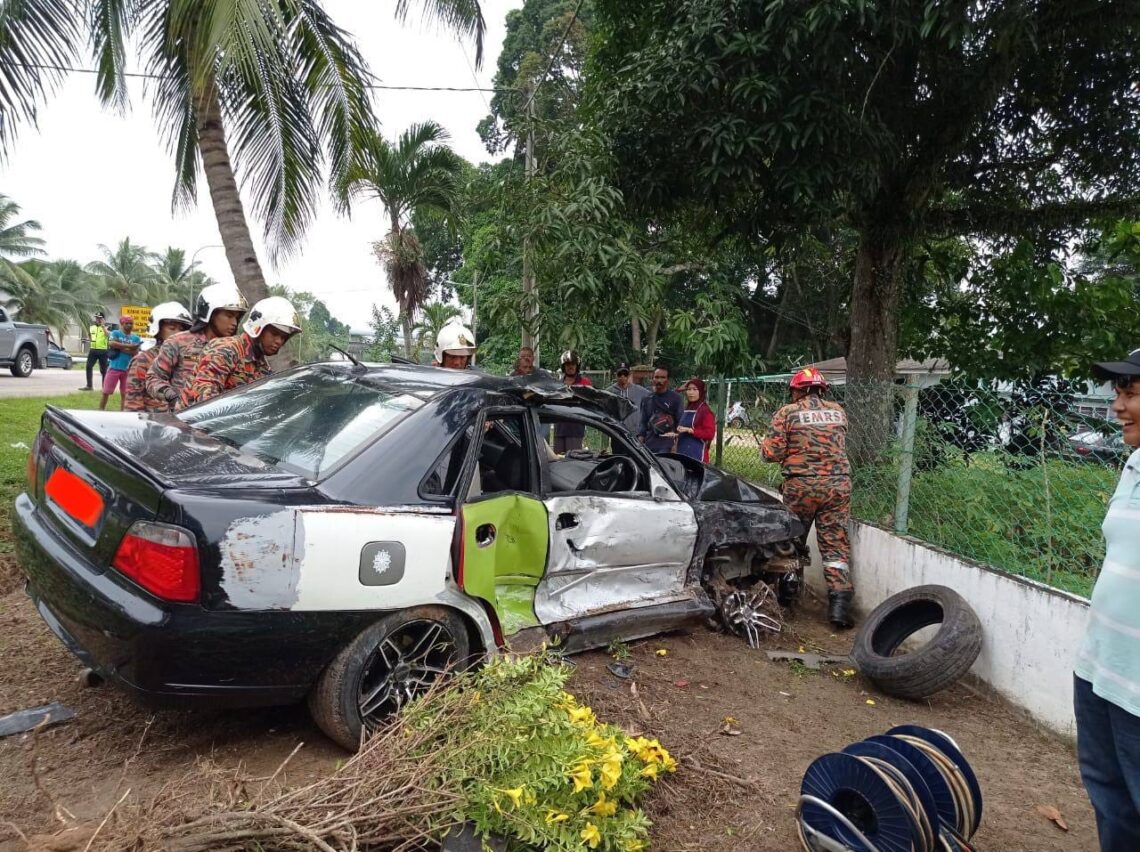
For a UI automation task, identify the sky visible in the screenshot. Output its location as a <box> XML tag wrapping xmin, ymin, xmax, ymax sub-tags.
<box><xmin>0</xmin><ymin>0</ymin><xmax>521</xmax><ymax>333</ymax></box>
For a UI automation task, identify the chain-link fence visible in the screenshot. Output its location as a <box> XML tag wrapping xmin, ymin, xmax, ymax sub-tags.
<box><xmin>707</xmin><ymin>376</ymin><xmax>1123</xmax><ymax>598</ymax></box>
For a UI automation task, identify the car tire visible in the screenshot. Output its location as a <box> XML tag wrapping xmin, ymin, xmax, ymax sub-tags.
<box><xmin>308</xmin><ymin>606</ymin><xmax>471</xmax><ymax>751</ymax></box>
<box><xmin>729</xmin><ymin>417</ymin><xmax>743</xmax><ymax>429</ymax></box>
<box><xmin>851</xmin><ymin>585</ymin><xmax>982</xmax><ymax>701</ymax></box>
<box><xmin>10</xmin><ymin>347</ymin><xmax>34</xmax><ymax>378</ymax></box>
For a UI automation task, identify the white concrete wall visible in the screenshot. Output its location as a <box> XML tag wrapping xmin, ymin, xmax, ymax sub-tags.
<box><xmin>805</xmin><ymin>522</ymin><xmax>1090</xmax><ymax>738</ymax></box>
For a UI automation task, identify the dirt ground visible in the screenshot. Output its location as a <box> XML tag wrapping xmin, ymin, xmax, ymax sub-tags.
<box><xmin>0</xmin><ymin>584</ymin><xmax>1096</xmax><ymax>851</ymax></box>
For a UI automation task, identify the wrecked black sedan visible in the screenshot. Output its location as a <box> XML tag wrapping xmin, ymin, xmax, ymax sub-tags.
<box><xmin>13</xmin><ymin>364</ymin><xmax>804</xmax><ymax>748</ymax></box>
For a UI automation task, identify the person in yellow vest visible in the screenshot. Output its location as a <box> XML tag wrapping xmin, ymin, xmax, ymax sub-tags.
<box><xmin>79</xmin><ymin>312</ymin><xmax>109</xmax><ymax>391</ymax></box>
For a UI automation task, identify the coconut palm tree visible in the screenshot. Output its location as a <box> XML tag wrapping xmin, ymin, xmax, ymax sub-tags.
<box><xmin>148</xmin><ymin>246</ymin><xmax>213</xmax><ymax>304</ymax></box>
<box><xmin>0</xmin><ymin>1</ymin><xmax>486</xmax><ymax>306</ymax></box>
<box><xmin>86</xmin><ymin>238</ymin><xmax>155</xmax><ymax>309</ymax></box>
<box><xmin>0</xmin><ymin>194</ymin><xmax>46</xmax><ymax>261</ymax></box>
<box><xmin>341</xmin><ymin>122</ymin><xmax>464</xmax><ymax>357</ymax></box>
<box><xmin>2</xmin><ymin>259</ymin><xmax>102</xmax><ymax>341</ymax></box>
<box><xmin>413</xmin><ymin>301</ymin><xmax>463</xmax><ymax>356</ymax></box>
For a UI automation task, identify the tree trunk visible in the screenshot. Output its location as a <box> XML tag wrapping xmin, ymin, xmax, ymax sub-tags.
<box><xmin>631</xmin><ymin>312</ymin><xmax>641</xmax><ymax>356</ymax></box>
<box><xmin>846</xmin><ymin>229</ymin><xmax>906</xmax><ymax>463</ymax></box>
<box><xmin>765</xmin><ymin>263</ymin><xmax>796</xmax><ymax>360</ymax></box>
<box><xmin>401</xmin><ymin>311</ymin><xmax>413</xmax><ymax>360</ymax></box>
<box><xmin>195</xmin><ymin>80</ymin><xmax>269</xmax><ymax>305</ymax></box>
<box><xmin>645</xmin><ymin>308</ymin><xmax>664</xmax><ymax>365</ymax></box>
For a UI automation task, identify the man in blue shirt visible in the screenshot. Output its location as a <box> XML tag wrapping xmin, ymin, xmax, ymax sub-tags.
<box><xmin>1075</xmin><ymin>347</ymin><xmax>1140</xmax><ymax>852</ymax></box>
<box><xmin>638</xmin><ymin>365</ymin><xmax>684</xmax><ymax>454</ymax></box>
<box><xmin>99</xmin><ymin>315</ymin><xmax>142</xmax><ymax>411</ymax></box>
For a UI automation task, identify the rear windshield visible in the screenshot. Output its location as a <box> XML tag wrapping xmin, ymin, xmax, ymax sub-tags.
<box><xmin>179</xmin><ymin>368</ymin><xmax>425</xmax><ymax>479</ymax></box>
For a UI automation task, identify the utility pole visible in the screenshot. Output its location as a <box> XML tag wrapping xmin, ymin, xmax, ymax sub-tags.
<box><xmin>471</xmin><ymin>271</ymin><xmax>479</xmax><ymax>367</ymax></box>
<box><xmin>521</xmin><ymin>86</ymin><xmax>538</xmax><ymax>363</ymax></box>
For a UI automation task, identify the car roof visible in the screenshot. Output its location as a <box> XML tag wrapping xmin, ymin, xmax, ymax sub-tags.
<box><xmin>309</xmin><ymin>362</ymin><xmax>630</xmax><ymax>420</ymax></box>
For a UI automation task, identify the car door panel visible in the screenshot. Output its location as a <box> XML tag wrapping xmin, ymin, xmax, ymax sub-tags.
<box><xmin>533</xmin><ymin>493</ymin><xmax>698</xmax><ymax>623</ymax></box>
<box><xmin>460</xmin><ymin>493</ymin><xmax>548</xmax><ymax>634</ymax></box>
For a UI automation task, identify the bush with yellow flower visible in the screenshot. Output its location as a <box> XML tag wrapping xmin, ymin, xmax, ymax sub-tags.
<box><xmin>399</xmin><ymin>653</ymin><xmax>676</xmax><ymax>850</ymax></box>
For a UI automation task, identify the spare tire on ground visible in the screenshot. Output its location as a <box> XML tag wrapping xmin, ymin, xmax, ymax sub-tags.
<box><xmin>851</xmin><ymin>585</ymin><xmax>982</xmax><ymax>700</ymax></box>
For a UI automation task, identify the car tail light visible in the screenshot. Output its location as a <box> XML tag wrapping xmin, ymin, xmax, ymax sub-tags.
<box><xmin>112</xmin><ymin>521</ymin><xmax>200</xmax><ymax>602</ymax></box>
<box><xmin>25</xmin><ymin>447</ymin><xmax>37</xmax><ymax>493</ymax></box>
<box><xmin>1076</xmin><ymin>446</ymin><xmax>1090</xmax><ymax>456</ymax></box>
<box><xmin>45</xmin><ymin>467</ymin><xmax>104</xmax><ymax>527</ymax></box>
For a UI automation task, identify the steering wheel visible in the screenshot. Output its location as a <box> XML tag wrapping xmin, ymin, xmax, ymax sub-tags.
<box><xmin>579</xmin><ymin>456</ymin><xmax>638</xmax><ymax>492</ymax></box>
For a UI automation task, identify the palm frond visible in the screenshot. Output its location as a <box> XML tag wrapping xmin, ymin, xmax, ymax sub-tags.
<box><xmin>88</xmin><ymin>0</ymin><xmax>135</xmax><ymax>112</ymax></box>
<box><xmin>0</xmin><ymin>194</ymin><xmax>46</xmax><ymax>258</ymax></box>
<box><xmin>395</xmin><ymin>0</ymin><xmax>485</xmax><ymax>68</ymax></box>
<box><xmin>373</xmin><ymin>229</ymin><xmax>430</xmax><ymax>317</ymax></box>
<box><xmin>0</xmin><ymin>0</ymin><xmax>82</xmax><ymax>152</ymax></box>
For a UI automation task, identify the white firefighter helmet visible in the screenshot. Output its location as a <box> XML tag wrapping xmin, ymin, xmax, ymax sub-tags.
<box><xmin>147</xmin><ymin>301</ymin><xmax>193</xmax><ymax>337</ymax></box>
<box><xmin>243</xmin><ymin>296</ymin><xmax>303</xmax><ymax>339</ymax></box>
<box><xmin>434</xmin><ymin>321</ymin><xmax>476</xmax><ymax>364</ymax></box>
<box><xmin>194</xmin><ymin>282</ymin><xmax>248</xmax><ymax>324</ymax></box>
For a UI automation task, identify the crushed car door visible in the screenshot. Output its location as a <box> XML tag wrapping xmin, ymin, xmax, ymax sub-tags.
<box><xmin>533</xmin><ymin>412</ymin><xmax>699</xmax><ymax>623</ymax></box>
<box><xmin>458</xmin><ymin>411</ymin><xmax>548</xmax><ymax>635</ymax></box>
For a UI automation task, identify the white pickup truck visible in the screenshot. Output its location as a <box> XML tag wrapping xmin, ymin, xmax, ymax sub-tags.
<box><xmin>0</xmin><ymin>307</ymin><xmax>49</xmax><ymax>377</ymax></box>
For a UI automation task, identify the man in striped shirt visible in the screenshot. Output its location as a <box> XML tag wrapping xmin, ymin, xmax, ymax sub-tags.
<box><xmin>1075</xmin><ymin>348</ymin><xmax>1140</xmax><ymax>851</ymax></box>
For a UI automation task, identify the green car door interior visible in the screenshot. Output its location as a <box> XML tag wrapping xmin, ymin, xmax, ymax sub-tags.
<box><xmin>461</xmin><ymin>493</ymin><xmax>549</xmax><ymax>634</ymax></box>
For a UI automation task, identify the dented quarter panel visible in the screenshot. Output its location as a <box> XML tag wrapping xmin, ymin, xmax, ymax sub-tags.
<box><xmin>534</xmin><ymin>494</ymin><xmax>698</xmax><ymax>622</ymax></box>
<box><xmin>291</xmin><ymin>509</ymin><xmax>455</xmax><ymax>611</ymax></box>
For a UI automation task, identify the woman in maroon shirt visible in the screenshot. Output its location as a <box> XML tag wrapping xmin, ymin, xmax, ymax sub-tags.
<box><xmin>676</xmin><ymin>377</ymin><xmax>716</xmax><ymax>462</ymax></box>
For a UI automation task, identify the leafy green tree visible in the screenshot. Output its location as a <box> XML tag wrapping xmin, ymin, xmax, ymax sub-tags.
<box><xmin>365</xmin><ymin>304</ymin><xmax>401</xmax><ymax>361</ymax></box>
<box><xmin>478</xmin><ymin>0</ymin><xmax>592</xmax><ymax>156</ymax></box>
<box><xmin>0</xmin><ymin>1</ymin><xmax>486</xmax><ymax>304</ymax></box>
<box><xmin>340</xmin><ymin>121</ymin><xmax>466</xmax><ymax>357</ymax></box>
<box><xmin>147</xmin><ymin>246</ymin><xmax>214</xmax><ymax>305</ymax></box>
<box><xmin>590</xmin><ymin>0</ymin><xmax>1140</xmax><ymax>451</ymax></box>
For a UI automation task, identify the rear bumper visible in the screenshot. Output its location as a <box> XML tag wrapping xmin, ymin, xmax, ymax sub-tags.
<box><xmin>13</xmin><ymin>493</ymin><xmax>364</xmax><ymax>709</ymax></box>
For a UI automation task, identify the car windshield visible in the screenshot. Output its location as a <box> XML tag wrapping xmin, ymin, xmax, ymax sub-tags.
<box><xmin>179</xmin><ymin>367</ymin><xmax>425</xmax><ymax>479</ymax></box>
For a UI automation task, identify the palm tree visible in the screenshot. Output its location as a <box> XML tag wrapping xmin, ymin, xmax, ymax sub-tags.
<box><xmin>148</xmin><ymin>246</ymin><xmax>213</xmax><ymax>304</ymax></box>
<box><xmin>341</xmin><ymin>121</ymin><xmax>464</xmax><ymax>357</ymax></box>
<box><xmin>2</xmin><ymin>259</ymin><xmax>102</xmax><ymax>341</ymax></box>
<box><xmin>87</xmin><ymin>238</ymin><xmax>155</xmax><ymax>308</ymax></box>
<box><xmin>413</xmin><ymin>301</ymin><xmax>463</xmax><ymax>356</ymax></box>
<box><xmin>0</xmin><ymin>194</ymin><xmax>46</xmax><ymax>261</ymax></box>
<box><xmin>0</xmin><ymin>1</ymin><xmax>486</xmax><ymax>305</ymax></box>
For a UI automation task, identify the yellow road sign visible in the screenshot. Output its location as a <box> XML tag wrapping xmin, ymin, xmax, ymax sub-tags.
<box><xmin>121</xmin><ymin>305</ymin><xmax>153</xmax><ymax>337</ymax></box>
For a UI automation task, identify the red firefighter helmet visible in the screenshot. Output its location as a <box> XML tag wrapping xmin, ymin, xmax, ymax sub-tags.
<box><xmin>789</xmin><ymin>367</ymin><xmax>828</xmax><ymax>391</ymax></box>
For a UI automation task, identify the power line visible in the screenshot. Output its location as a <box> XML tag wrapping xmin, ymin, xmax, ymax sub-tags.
<box><xmin>0</xmin><ymin>59</ymin><xmax>509</xmax><ymax>93</ymax></box>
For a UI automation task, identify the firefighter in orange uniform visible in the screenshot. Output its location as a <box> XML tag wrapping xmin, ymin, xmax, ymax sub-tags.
<box><xmin>761</xmin><ymin>367</ymin><xmax>854</xmax><ymax>628</ymax></box>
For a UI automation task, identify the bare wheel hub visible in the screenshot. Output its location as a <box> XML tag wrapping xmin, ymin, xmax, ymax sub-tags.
<box><xmin>720</xmin><ymin>582</ymin><xmax>783</xmax><ymax>648</ymax></box>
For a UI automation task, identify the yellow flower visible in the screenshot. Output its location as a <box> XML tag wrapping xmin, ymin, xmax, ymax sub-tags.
<box><xmin>640</xmin><ymin>762</ymin><xmax>659</xmax><ymax>780</ymax></box>
<box><xmin>661</xmin><ymin>752</ymin><xmax>678</xmax><ymax>773</ymax></box>
<box><xmin>590</xmin><ymin>792</ymin><xmax>618</xmax><ymax>817</ymax></box>
<box><xmin>624</xmin><ymin>840</ymin><xmax>648</xmax><ymax>852</ymax></box>
<box><xmin>600</xmin><ymin>750</ymin><xmax>624</xmax><ymax>790</ymax></box>
<box><xmin>523</xmin><ymin>788</ymin><xmax>537</xmax><ymax>806</ymax></box>
<box><xmin>655</xmin><ymin>648</ymin><xmax>668</xmax><ymax>657</ymax></box>
<box><xmin>586</xmin><ymin>729</ymin><xmax>608</xmax><ymax>747</ymax></box>
<box><xmin>499</xmin><ymin>787</ymin><xmax>525</xmax><ymax>809</ymax></box>
<box><xmin>557</xmin><ymin>690</ymin><xmax>578</xmax><ymax>708</ymax></box>
<box><xmin>568</xmin><ymin>762</ymin><xmax>593</xmax><ymax>792</ymax></box>
<box><xmin>866</xmin><ymin>699</ymin><xmax>876</xmax><ymax>706</ymax></box>
<box><xmin>545</xmin><ymin>810</ymin><xmax>570</xmax><ymax>824</ymax></box>
<box><xmin>567</xmin><ymin>705</ymin><xmax>597</xmax><ymax>726</ymax></box>
<box><xmin>580</xmin><ymin>823</ymin><xmax>602</xmax><ymax>849</ymax></box>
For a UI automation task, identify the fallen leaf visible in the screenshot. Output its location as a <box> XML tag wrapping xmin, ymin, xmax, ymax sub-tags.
<box><xmin>779</xmin><ymin>691</ymin><xmax>791</xmax><ymax>697</ymax></box>
<box><xmin>865</xmin><ymin>699</ymin><xmax>876</xmax><ymax>706</ymax></box>
<box><xmin>1036</xmin><ymin>804</ymin><xmax>1069</xmax><ymax>832</ymax></box>
<box><xmin>656</xmin><ymin>649</ymin><xmax>668</xmax><ymax>657</ymax></box>
<box><xmin>720</xmin><ymin>725</ymin><xmax>743</xmax><ymax>737</ymax></box>
<box><xmin>798</xmin><ymin>646</ymin><xmax>806</xmax><ymax>653</ymax></box>
<box><xmin>673</xmin><ymin>680</ymin><xmax>690</xmax><ymax>688</ymax></box>
<box><xmin>723</xmin><ymin>715</ymin><xmax>739</xmax><ymax>725</ymax></box>
<box><xmin>630</xmin><ymin>682</ymin><xmax>640</xmax><ymax>699</ymax></box>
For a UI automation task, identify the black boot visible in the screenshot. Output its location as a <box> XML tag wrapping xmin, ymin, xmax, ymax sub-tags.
<box><xmin>827</xmin><ymin>590</ymin><xmax>854</xmax><ymax>629</ymax></box>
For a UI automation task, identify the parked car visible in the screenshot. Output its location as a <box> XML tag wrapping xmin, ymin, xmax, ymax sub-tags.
<box><xmin>1066</xmin><ymin>430</ymin><xmax>1131</xmax><ymax>465</ymax></box>
<box><xmin>14</xmin><ymin>364</ymin><xmax>805</xmax><ymax>749</ymax></box>
<box><xmin>45</xmin><ymin>341</ymin><xmax>74</xmax><ymax>370</ymax></box>
<box><xmin>0</xmin><ymin>306</ymin><xmax>49</xmax><ymax>377</ymax></box>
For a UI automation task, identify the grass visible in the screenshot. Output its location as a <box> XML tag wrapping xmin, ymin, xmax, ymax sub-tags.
<box><xmin>718</xmin><ymin>438</ymin><xmax>1114</xmax><ymax>598</ymax></box>
<box><xmin>0</xmin><ymin>393</ymin><xmax>101</xmax><ymax>557</ymax></box>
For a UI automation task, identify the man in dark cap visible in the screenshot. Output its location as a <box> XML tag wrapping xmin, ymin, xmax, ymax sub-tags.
<box><xmin>606</xmin><ymin>363</ymin><xmax>650</xmax><ymax>439</ymax></box>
